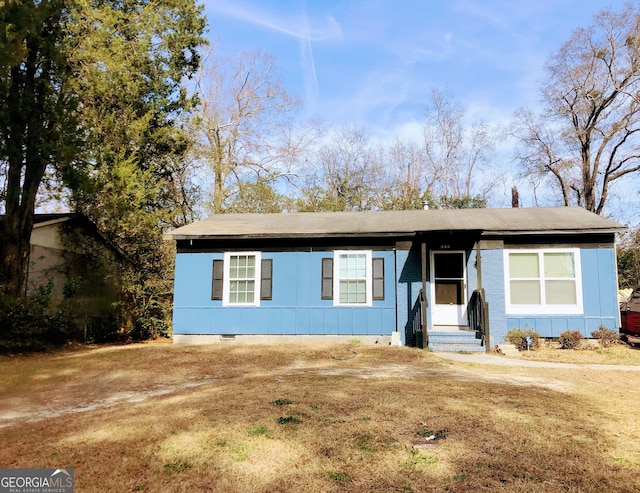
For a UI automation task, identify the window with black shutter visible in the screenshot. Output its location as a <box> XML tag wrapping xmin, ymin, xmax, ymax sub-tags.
<box><xmin>321</xmin><ymin>258</ymin><xmax>333</xmax><ymax>299</ymax></box>
<box><xmin>372</xmin><ymin>257</ymin><xmax>385</xmax><ymax>300</ymax></box>
<box><xmin>211</xmin><ymin>259</ymin><xmax>224</xmax><ymax>300</ymax></box>
<box><xmin>260</xmin><ymin>258</ymin><xmax>273</xmax><ymax>300</ymax></box>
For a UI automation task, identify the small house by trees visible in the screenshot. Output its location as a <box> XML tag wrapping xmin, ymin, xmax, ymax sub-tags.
<box><xmin>167</xmin><ymin>207</ymin><xmax>625</xmax><ymax>349</ymax></box>
<box><xmin>27</xmin><ymin>214</ymin><xmax>123</xmax><ymax>315</ymax></box>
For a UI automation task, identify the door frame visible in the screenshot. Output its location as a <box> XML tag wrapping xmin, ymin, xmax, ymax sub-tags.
<box><xmin>429</xmin><ymin>250</ymin><xmax>468</xmax><ymax>327</ymax></box>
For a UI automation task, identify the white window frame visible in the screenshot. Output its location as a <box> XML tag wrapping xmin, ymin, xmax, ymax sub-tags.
<box><xmin>222</xmin><ymin>251</ymin><xmax>261</xmax><ymax>307</ymax></box>
<box><xmin>504</xmin><ymin>248</ymin><xmax>583</xmax><ymax>315</ymax></box>
<box><xmin>333</xmin><ymin>250</ymin><xmax>372</xmax><ymax>307</ymax></box>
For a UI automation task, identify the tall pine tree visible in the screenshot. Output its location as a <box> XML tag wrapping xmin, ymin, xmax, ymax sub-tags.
<box><xmin>0</xmin><ymin>0</ymin><xmax>206</xmax><ymax>298</ymax></box>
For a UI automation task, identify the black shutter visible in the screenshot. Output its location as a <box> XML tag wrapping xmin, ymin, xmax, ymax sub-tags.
<box><xmin>211</xmin><ymin>259</ymin><xmax>224</xmax><ymax>300</ymax></box>
<box><xmin>372</xmin><ymin>257</ymin><xmax>384</xmax><ymax>300</ymax></box>
<box><xmin>321</xmin><ymin>258</ymin><xmax>333</xmax><ymax>300</ymax></box>
<box><xmin>260</xmin><ymin>258</ymin><xmax>273</xmax><ymax>300</ymax></box>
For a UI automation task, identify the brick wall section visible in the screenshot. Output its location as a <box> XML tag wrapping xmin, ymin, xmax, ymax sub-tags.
<box><xmin>480</xmin><ymin>248</ymin><xmax>506</xmax><ymax>347</ymax></box>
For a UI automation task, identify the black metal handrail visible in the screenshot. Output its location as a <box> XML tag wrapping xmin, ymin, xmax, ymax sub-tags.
<box><xmin>470</xmin><ymin>288</ymin><xmax>489</xmax><ymax>351</ymax></box>
<box><xmin>411</xmin><ymin>288</ymin><xmax>427</xmax><ymax>348</ymax></box>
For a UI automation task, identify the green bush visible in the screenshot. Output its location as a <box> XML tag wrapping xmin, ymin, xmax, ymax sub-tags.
<box><xmin>505</xmin><ymin>328</ymin><xmax>541</xmax><ymax>351</ymax></box>
<box><xmin>84</xmin><ymin>305</ymin><xmax>124</xmax><ymax>344</ymax></box>
<box><xmin>591</xmin><ymin>326</ymin><xmax>620</xmax><ymax>348</ymax></box>
<box><xmin>558</xmin><ymin>330</ymin><xmax>583</xmax><ymax>349</ymax></box>
<box><xmin>0</xmin><ymin>288</ymin><xmax>79</xmax><ymax>353</ymax></box>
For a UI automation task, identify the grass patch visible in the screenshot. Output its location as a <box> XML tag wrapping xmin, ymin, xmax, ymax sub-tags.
<box><xmin>163</xmin><ymin>460</ymin><xmax>192</xmax><ymax>475</ymax></box>
<box><xmin>247</xmin><ymin>424</ymin><xmax>268</xmax><ymax>436</ymax></box>
<box><xmin>406</xmin><ymin>449</ymin><xmax>439</xmax><ymax>466</ymax></box>
<box><xmin>1</xmin><ymin>342</ymin><xmax>640</xmax><ymax>492</ymax></box>
<box><xmin>614</xmin><ymin>457</ymin><xmax>632</xmax><ymax>466</ymax></box>
<box><xmin>328</xmin><ymin>471</ymin><xmax>349</xmax><ymax>482</ymax></box>
<box><xmin>354</xmin><ymin>434</ymin><xmax>375</xmax><ymax>453</ymax></box>
<box><xmin>229</xmin><ymin>442</ymin><xmax>250</xmax><ymax>462</ymax></box>
<box><xmin>519</xmin><ymin>342</ymin><xmax>640</xmax><ymax>365</ymax></box>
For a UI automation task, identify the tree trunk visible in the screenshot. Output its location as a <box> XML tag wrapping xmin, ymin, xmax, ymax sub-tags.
<box><xmin>0</xmin><ymin>144</ymin><xmax>44</xmax><ymax>297</ymax></box>
<box><xmin>0</xmin><ymin>46</ymin><xmax>49</xmax><ymax>297</ymax></box>
<box><xmin>0</xmin><ymin>218</ymin><xmax>31</xmax><ymax>297</ymax></box>
<box><xmin>511</xmin><ymin>186</ymin><xmax>519</xmax><ymax>208</ymax></box>
<box><xmin>214</xmin><ymin>165</ymin><xmax>225</xmax><ymax>214</ymax></box>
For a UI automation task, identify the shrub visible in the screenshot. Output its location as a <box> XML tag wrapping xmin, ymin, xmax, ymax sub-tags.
<box><xmin>81</xmin><ymin>303</ymin><xmax>125</xmax><ymax>344</ymax></box>
<box><xmin>591</xmin><ymin>326</ymin><xmax>620</xmax><ymax>348</ymax></box>
<box><xmin>558</xmin><ymin>330</ymin><xmax>583</xmax><ymax>349</ymax></box>
<box><xmin>505</xmin><ymin>328</ymin><xmax>541</xmax><ymax>351</ymax></box>
<box><xmin>0</xmin><ymin>288</ymin><xmax>79</xmax><ymax>353</ymax></box>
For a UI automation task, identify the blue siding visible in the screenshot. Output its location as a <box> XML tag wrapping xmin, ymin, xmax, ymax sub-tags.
<box><xmin>502</xmin><ymin>248</ymin><xmax>619</xmax><ymax>341</ymax></box>
<box><xmin>173</xmin><ymin>250</ymin><xmax>396</xmax><ymax>336</ymax></box>
<box><xmin>173</xmin><ymin>244</ymin><xmax>619</xmax><ymax>345</ymax></box>
<box><xmin>481</xmin><ymin>249</ymin><xmax>507</xmax><ymax>347</ymax></box>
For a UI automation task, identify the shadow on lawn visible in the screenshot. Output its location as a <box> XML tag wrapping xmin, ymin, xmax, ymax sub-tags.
<box><xmin>0</xmin><ymin>344</ymin><xmax>638</xmax><ymax>492</ymax></box>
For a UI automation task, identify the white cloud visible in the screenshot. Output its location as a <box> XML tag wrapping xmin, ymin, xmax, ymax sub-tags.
<box><xmin>207</xmin><ymin>0</ymin><xmax>343</xmax><ymax>120</ymax></box>
<box><xmin>208</xmin><ymin>0</ymin><xmax>342</xmax><ymax>42</ymax></box>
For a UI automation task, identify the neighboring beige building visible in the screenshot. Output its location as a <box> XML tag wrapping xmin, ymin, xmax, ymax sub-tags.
<box><xmin>28</xmin><ymin>213</ymin><xmax>123</xmax><ymax>329</ymax></box>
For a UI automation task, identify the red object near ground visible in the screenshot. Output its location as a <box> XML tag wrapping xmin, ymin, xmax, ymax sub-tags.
<box><xmin>621</xmin><ymin>285</ymin><xmax>640</xmax><ymax>344</ymax></box>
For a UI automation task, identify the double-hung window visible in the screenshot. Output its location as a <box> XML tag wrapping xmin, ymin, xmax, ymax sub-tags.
<box><xmin>224</xmin><ymin>252</ymin><xmax>261</xmax><ymax>306</ymax></box>
<box><xmin>336</xmin><ymin>251</ymin><xmax>371</xmax><ymax>306</ymax></box>
<box><xmin>322</xmin><ymin>251</ymin><xmax>384</xmax><ymax>306</ymax></box>
<box><xmin>504</xmin><ymin>249</ymin><xmax>583</xmax><ymax>314</ymax></box>
<box><xmin>211</xmin><ymin>252</ymin><xmax>272</xmax><ymax>306</ymax></box>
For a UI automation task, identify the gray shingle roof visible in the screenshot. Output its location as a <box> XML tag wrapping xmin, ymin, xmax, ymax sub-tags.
<box><xmin>166</xmin><ymin>207</ymin><xmax>626</xmax><ymax>240</ymax></box>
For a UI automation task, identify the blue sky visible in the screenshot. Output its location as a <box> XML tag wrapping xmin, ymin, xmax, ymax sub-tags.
<box><xmin>203</xmin><ymin>0</ymin><xmax>636</xmax><ymax>219</ymax></box>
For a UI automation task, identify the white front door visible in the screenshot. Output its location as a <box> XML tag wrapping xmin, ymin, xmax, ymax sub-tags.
<box><xmin>431</xmin><ymin>251</ymin><xmax>467</xmax><ymax>326</ymax></box>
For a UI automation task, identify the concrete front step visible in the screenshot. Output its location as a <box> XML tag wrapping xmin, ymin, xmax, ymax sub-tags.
<box><xmin>427</xmin><ymin>330</ymin><xmax>485</xmax><ymax>353</ymax></box>
<box><xmin>429</xmin><ymin>342</ymin><xmax>485</xmax><ymax>352</ymax></box>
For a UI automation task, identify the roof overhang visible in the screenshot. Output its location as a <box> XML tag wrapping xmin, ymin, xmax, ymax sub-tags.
<box><xmin>165</xmin><ymin>207</ymin><xmax>627</xmax><ymax>241</ymax></box>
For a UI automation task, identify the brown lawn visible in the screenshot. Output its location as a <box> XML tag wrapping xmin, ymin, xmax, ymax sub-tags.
<box><xmin>1</xmin><ymin>341</ymin><xmax>640</xmax><ymax>492</ymax></box>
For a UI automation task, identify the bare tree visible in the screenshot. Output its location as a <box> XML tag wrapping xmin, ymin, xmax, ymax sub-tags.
<box><xmin>422</xmin><ymin>89</ymin><xmax>495</xmax><ymax>207</ymax></box>
<box><xmin>191</xmin><ymin>45</ymin><xmax>309</xmax><ymax>214</ymax></box>
<box><xmin>514</xmin><ymin>3</ymin><xmax>640</xmax><ymax>214</ymax></box>
<box><xmin>377</xmin><ymin>140</ymin><xmax>433</xmax><ymax>210</ymax></box>
<box><xmin>162</xmin><ymin>153</ymin><xmax>203</xmax><ymax>228</ymax></box>
<box><xmin>298</xmin><ymin>125</ymin><xmax>382</xmax><ymax>211</ymax></box>
<box><xmin>302</xmin><ymin>90</ymin><xmax>497</xmax><ymax>213</ymax></box>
